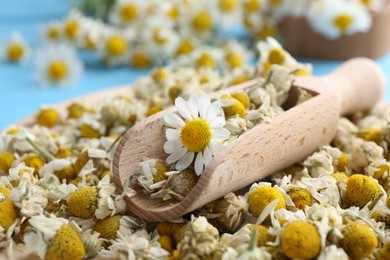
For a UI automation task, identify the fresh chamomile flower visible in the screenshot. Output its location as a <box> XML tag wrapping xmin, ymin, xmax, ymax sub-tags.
<box><xmin>40</xmin><ymin>21</ymin><xmax>63</xmax><ymax>43</ymax></box>
<box><xmin>1</xmin><ymin>31</ymin><xmax>30</xmax><ymax>63</ymax></box>
<box><xmin>24</xmin><ymin>214</ymin><xmax>85</xmax><ymax>260</ymax></box>
<box><xmin>208</xmin><ymin>0</ymin><xmax>242</xmax><ymax>29</ymax></box>
<box><xmin>307</xmin><ymin>0</ymin><xmax>371</xmax><ymax>39</ymax></box>
<box><xmin>163</xmin><ymin>95</ymin><xmax>230</xmax><ymax>175</ymax></box>
<box><xmin>63</xmin><ymin>10</ymin><xmax>83</xmax><ymax>43</ymax></box>
<box><xmin>221</xmin><ymin>41</ymin><xmax>253</xmax><ymax>71</ymax></box>
<box><xmin>108</xmin><ymin>0</ymin><xmax>146</xmax><ymax>26</ymax></box>
<box><xmin>98</xmin><ymin>30</ymin><xmax>130</xmax><ymax>67</ymax></box>
<box><xmin>34</xmin><ymin>44</ymin><xmax>83</xmax><ymax>86</ymax></box>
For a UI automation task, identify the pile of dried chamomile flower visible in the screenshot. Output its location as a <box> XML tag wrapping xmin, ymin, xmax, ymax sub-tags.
<box><xmin>1</xmin><ymin>39</ymin><xmax>390</xmax><ymax>260</ymax></box>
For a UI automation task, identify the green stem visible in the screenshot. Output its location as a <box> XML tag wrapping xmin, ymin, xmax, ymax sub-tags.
<box><xmin>248</xmin><ymin>228</ymin><xmax>258</xmax><ymax>251</ymax></box>
<box><xmin>26</xmin><ymin>137</ymin><xmax>56</xmax><ymax>161</ymax></box>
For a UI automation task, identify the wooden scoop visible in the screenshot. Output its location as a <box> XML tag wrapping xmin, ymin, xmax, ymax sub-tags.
<box><xmin>112</xmin><ymin>58</ymin><xmax>385</xmax><ymax>222</ymax></box>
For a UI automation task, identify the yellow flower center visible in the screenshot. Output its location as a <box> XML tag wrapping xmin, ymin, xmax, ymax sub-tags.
<box><xmin>93</xmin><ymin>215</ymin><xmax>121</xmax><ymax>240</ymax></box>
<box><xmin>232</xmin><ymin>75</ymin><xmax>250</xmax><ymax>85</ymax></box>
<box><xmin>180</xmin><ymin>118</ymin><xmax>212</xmax><ymax>153</ymax></box>
<box><xmin>151</xmin><ymin>68</ymin><xmax>169</xmax><ymax>83</ymax></box>
<box><xmin>48</xmin><ymin>61</ymin><xmax>68</xmax><ymax>81</ymax></box>
<box><xmin>0</xmin><ymin>200</ymin><xmax>17</xmax><ymax>230</ymax></box>
<box><xmin>281</xmin><ymin>221</ymin><xmax>321</xmax><ymax>259</ymax></box>
<box><xmin>157</xmin><ymin>221</ymin><xmax>184</xmax><ymax>237</ymax></box>
<box><xmin>196</xmin><ymin>53</ymin><xmax>216</xmax><ymax>68</ymax></box>
<box><xmin>334</xmin><ymin>14</ymin><xmax>353</xmax><ymax>33</ymax></box>
<box><xmin>176</xmin><ymin>39</ymin><xmax>194</xmax><ymax>56</ymax></box>
<box><xmin>248</xmin><ymin>186</ymin><xmax>285</xmax><ymax>217</ymax></box>
<box><xmin>64</xmin><ymin>20</ymin><xmax>78</xmax><ymax>40</ymax></box>
<box><xmin>167</xmin><ymin>7</ymin><xmax>179</xmax><ymax>20</ymax></box>
<box><xmin>120</xmin><ymin>4</ymin><xmax>138</xmax><ymax>22</ymax></box>
<box><xmin>67</xmin><ymin>103</ymin><xmax>86</xmax><ymax>119</ymax></box>
<box><xmin>342</xmin><ymin>222</ymin><xmax>378</xmax><ymax>259</ymax></box>
<box><xmin>0</xmin><ymin>152</ymin><xmax>14</xmax><ymax>173</ymax></box>
<box><xmin>47</xmin><ymin>27</ymin><xmax>60</xmax><ymax>40</ymax></box>
<box><xmin>192</xmin><ymin>11</ymin><xmax>213</xmax><ymax>31</ymax></box>
<box><xmin>293</xmin><ymin>69</ymin><xmax>310</xmax><ymax>77</ymax></box>
<box><xmin>68</xmin><ymin>186</ymin><xmax>98</xmax><ymax>219</ymax></box>
<box><xmin>153</xmin><ymin>27</ymin><xmax>168</xmax><ymax>45</ymax></box>
<box><xmin>153</xmin><ymin>161</ymin><xmax>168</xmax><ymax>183</ymax></box>
<box><xmin>249</xmin><ymin>224</ymin><xmax>272</xmax><ymax>246</ymax></box>
<box><xmin>225</xmin><ymin>53</ymin><xmax>243</xmax><ymax>68</ymax></box>
<box><xmin>7</xmin><ymin>43</ymin><xmax>24</xmax><ymax>62</ymax></box>
<box><xmin>23</xmin><ymin>156</ymin><xmax>45</xmax><ymax>176</ymax></box>
<box><xmin>158</xmin><ymin>235</ymin><xmax>175</xmax><ymax>253</ymax></box>
<box><xmin>37</xmin><ymin>108</ymin><xmax>60</xmax><ymax>128</ymax></box>
<box><xmin>106</xmin><ymin>36</ymin><xmax>127</xmax><ymax>56</ymax></box>
<box><xmin>356</xmin><ymin>127</ymin><xmax>382</xmax><ymax>144</ymax></box>
<box><xmin>337</xmin><ymin>152</ymin><xmax>349</xmax><ymax>172</ymax></box>
<box><xmin>361</xmin><ymin>0</ymin><xmax>373</xmax><ymax>5</ymax></box>
<box><xmin>168</xmin><ymin>83</ymin><xmax>184</xmax><ymax>103</ymax></box>
<box><xmin>287</xmin><ymin>187</ymin><xmax>313</xmax><ymax>210</ymax></box>
<box><xmin>219</xmin><ymin>0</ymin><xmax>238</xmax><ymax>12</ymax></box>
<box><xmin>268</xmin><ymin>48</ymin><xmax>285</xmax><ymax>65</ymax></box>
<box><xmin>258</xmin><ymin>24</ymin><xmax>277</xmax><ymax>39</ymax></box>
<box><xmin>145</xmin><ymin>104</ymin><xmax>162</xmax><ymax>117</ymax></box>
<box><xmin>270</xmin><ymin>0</ymin><xmax>282</xmax><ymax>6</ymax></box>
<box><xmin>6</xmin><ymin>128</ymin><xmax>20</xmax><ymax>135</ymax></box>
<box><xmin>244</xmin><ymin>0</ymin><xmax>261</xmax><ymax>12</ymax></box>
<box><xmin>45</xmin><ymin>224</ymin><xmax>85</xmax><ymax>260</ymax></box>
<box><xmin>346</xmin><ymin>174</ymin><xmax>382</xmax><ymax>208</ymax></box>
<box><xmin>132</xmin><ymin>52</ymin><xmax>150</xmax><ymax>69</ymax></box>
<box><xmin>80</xmin><ymin>124</ymin><xmax>101</xmax><ymax>139</ymax></box>
<box><xmin>222</xmin><ymin>94</ymin><xmax>246</xmax><ymax>118</ymax></box>
<box><xmin>232</xmin><ymin>92</ymin><xmax>250</xmax><ymax>109</ymax></box>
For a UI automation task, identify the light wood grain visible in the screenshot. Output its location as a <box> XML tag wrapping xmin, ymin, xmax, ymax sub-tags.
<box><xmin>112</xmin><ymin>58</ymin><xmax>385</xmax><ymax>222</ymax></box>
<box><xmin>279</xmin><ymin>1</ymin><xmax>390</xmax><ymax>59</ymax></box>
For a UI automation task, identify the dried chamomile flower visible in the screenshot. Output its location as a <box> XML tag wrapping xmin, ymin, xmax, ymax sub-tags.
<box><xmin>93</xmin><ymin>214</ymin><xmax>144</xmax><ymax>240</ymax></box>
<box><xmin>0</xmin><ymin>152</ymin><xmax>14</xmax><ymax>174</ymax></box>
<box><xmin>287</xmin><ymin>187</ymin><xmax>313</xmax><ymax>211</ymax></box>
<box><xmin>377</xmin><ymin>241</ymin><xmax>390</xmax><ymax>260</ymax></box>
<box><xmin>163</xmin><ymin>95</ymin><xmax>230</xmax><ymax>175</ymax></box>
<box><xmin>281</xmin><ymin>221</ymin><xmax>321</xmax><ymax>259</ymax></box>
<box><xmin>247</xmin><ymin>184</ymin><xmax>286</xmax><ymax>218</ymax></box>
<box><xmin>68</xmin><ymin>175</ymin><xmax>125</xmax><ymax>220</ymax></box>
<box><xmin>9</xmin><ymin>173</ymin><xmax>48</xmax><ymax>217</ymax></box>
<box><xmin>177</xmin><ymin>216</ymin><xmax>220</xmax><ymax>259</ymax></box>
<box><xmin>36</xmin><ymin>108</ymin><xmax>60</xmax><ymax>128</ymax></box>
<box><xmin>156</xmin><ymin>220</ymin><xmax>186</xmax><ymax>238</ymax></box>
<box><xmin>346</xmin><ymin>174</ymin><xmax>383</xmax><ymax>208</ymax></box>
<box><xmin>219</xmin><ymin>94</ymin><xmax>247</xmax><ymax>118</ymax></box>
<box><xmin>39</xmin><ymin>158</ymin><xmax>76</xmax><ymax>182</ymax></box>
<box><xmin>137</xmin><ymin>158</ymin><xmax>169</xmax><ymax>193</ymax></box>
<box><xmin>209</xmin><ymin>192</ymin><xmax>248</xmax><ymax>232</ymax></box>
<box><xmin>99</xmin><ymin>229</ymin><xmax>169</xmax><ymax>259</ymax></box>
<box><xmin>158</xmin><ymin>235</ymin><xmax>175</xmax><ymax>253</ymax></box>
<box><xmin>151</xmin><ymin>169</ymin><xmax>199</xmax><ymax>201</ymax></box>
<box><xmin>342</xmin><ymin>221</ymin><xmax>378</xmax><ymax>259</ymax></box>
<box><xmin>24</xmin><ymin>215</ymin><xmax>85</xmax><ymax>260</ymax></box>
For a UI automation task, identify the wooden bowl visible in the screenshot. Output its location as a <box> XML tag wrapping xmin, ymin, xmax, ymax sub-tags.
<box><xmin>279</xmin><ymin>1</ymin><xmax>390</xmax><ymax>60</ymax></box>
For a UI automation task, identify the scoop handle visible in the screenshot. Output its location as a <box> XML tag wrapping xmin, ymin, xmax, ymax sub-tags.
<box><xmin>323</xmin><ymin>57</ymin><xmax>385</xmax><ymax>115</ymax></box>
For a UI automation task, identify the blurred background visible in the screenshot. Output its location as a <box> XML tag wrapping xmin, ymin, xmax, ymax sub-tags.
<box><xmin>0</xmin><ymin>0</ymin><xmax>390</xmax><ymax>130</ymax></box>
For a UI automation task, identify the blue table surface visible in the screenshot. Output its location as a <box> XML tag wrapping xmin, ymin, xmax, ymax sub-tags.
<box><xmin>1</xmin><ymin>0</ymin><xmax>390</xmax><ymax>130</ymax></box>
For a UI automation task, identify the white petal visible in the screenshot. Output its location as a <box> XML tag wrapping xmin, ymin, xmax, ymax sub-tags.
<box><xmin>209</xmin><ymin>141</ymin><xmax>224</xmax><ymax>156</ymax></box>
<box><xmin>188</xmin><ymin>95</ymin><xmax>199</xmax><ymax>118</ymax></box>
<box><xmin>203</xmin><ymin>147</ymin><xmax>212</xmax><ymax>166</ymax></box>
<box><xmin>212</xmin><ymin>127</ymin><xmax>230</xmax><ymax>141</ymax></box>
<box><xmin>199</xmin><ymin>96</ymin><xmax>211</xmax><ymax>118</ymax></box>
<box><xmin>209</xmin><ymin>116</ymin><xmax>225</xmax><ymax>128</ymax></box>
<box><xmin>175</xmin><ymin>97</ymin><xmax>192</xmax><ymax>120</ymax></box>
<box><xmin>166</xmin><ymin>129</ymin><xmax>180</xmax><ymax>141</ymax></box>
<box><xmin>176</xmin><ymin>152</ymin><xmax>194</xmax><ymax>170</ymax></box>
<box><xmin>166</xmin><ymin>147</ymin><xmax>187</xmax><ymax>164</ymax></box>
<box><xmin>194</xmin><ymin>153</ymin><xmax>204</xmax><ymax>176</ymax></box>
<box><xmin>206</xmin><ymin>102</ymin><xmax>221</xmax><ymax>122</ymax></box>
<box><xmin>163</xmin><ymin>140</ymin><xmax>183</xmax><ymax>154</ymax></box>
<box><xmin>164</xmin><ymin>113</ymin><xmax>185</xmax><ymax>128</ymax></box>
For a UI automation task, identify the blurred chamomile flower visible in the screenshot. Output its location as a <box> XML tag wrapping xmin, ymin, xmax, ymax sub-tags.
<box><xmin>40</xmin><ymin>21</ymin><xmax>63</xmax><ymax>43</ymax></box>
<box><xmin>34</xmin><ymin>44</ymin><xmax>83</xmax><ymax>86</ymax></box>
<box><xmin>163</xmin><ymin>95</ymin><xmax>230</xmax><ymax>175</ymax></box>
<box><xmin>98</xmin><ymin>30</ymin><xmax>130</xmax><ymax>66</ymax></box>
<box><xmin>307</xmin><ymin>0</ymin><xmax>371</xmax><ymax>39</ymax></box>
<box><xmin>109</xmin><ymin>0</ymin><xmax>146</xmax><ymax>27</ymax></box>
<box><xmin>209</xmin><ymin>0</ymin><xmax>243</xmax><ymax>29</ymax></box>
<box><xmin>1</xmin><ymin>31</ymin><xmax>30</xmax><ymax>64</ymax></box>
<box><xmin>63</xmin><ymin>10</ymin><xmax>83</xmax><ymax>43</ymax></box>
<box><xmin>221</xmin><ymin>41</ymin><xmax>253</xmax><ymax>71</ymax></box>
